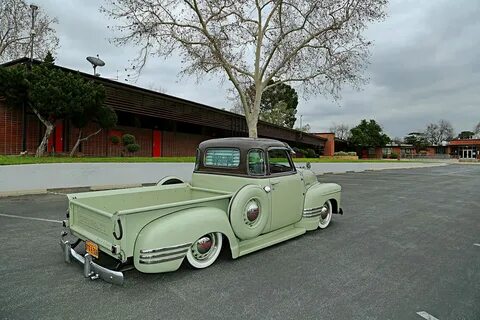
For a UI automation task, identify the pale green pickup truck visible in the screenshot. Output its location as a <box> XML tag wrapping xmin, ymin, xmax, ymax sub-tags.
<box><xmin>60</xmin><ymin>138</ymin><xmax>343</xmax><ymax>285</ymax></box>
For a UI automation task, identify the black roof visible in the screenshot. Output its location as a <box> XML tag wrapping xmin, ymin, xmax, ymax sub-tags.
<box><xmin>199</xmin><ymin>137</ymin><xmax>288</xmax><ymax>150</ymax></box>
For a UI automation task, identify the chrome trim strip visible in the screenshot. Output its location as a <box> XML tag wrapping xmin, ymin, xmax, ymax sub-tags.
<box><xmin>140</xmin><ymin>249</ymin><xmax>188</xmax><ymax>260</ymax></box>
<box><xmin>139</xmin><ymin>254</ymin><xmax>185</xmax><ymax>264</ymax></box>
<box><xmin>303</xmin><ymin>212</ymin><xmax>322</xmax><ymax>218</ymax></box>
<box><xmin>303</xmin><ymin>206</ymin><xmax>325</xmax><ymax>213</ymax></box>
<box><xmin>140</xmin><ymin>243</ymin><xmax>192</xmax><ymax>254</ymax></box>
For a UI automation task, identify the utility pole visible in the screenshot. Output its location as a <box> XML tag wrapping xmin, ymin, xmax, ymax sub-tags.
<box><xmin>29</xmin><ymin>4</ymin><xmax>39</xmax><ymax>64</ymax></box>
<box><xmin>23</xmin><ymin>4</ymin><xmax>39</xmax><ymax>152</ymax></box>
<box><xmin>299</xmin><ymin>114</ymin><xmax>303</xmax><ymax>139</ymax></box>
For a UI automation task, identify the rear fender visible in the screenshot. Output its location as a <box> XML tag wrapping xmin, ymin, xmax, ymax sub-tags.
<box><xmin>134</xmin><ymin>207</ymin><xmax>238</xmax><ymax>273</ymax></box>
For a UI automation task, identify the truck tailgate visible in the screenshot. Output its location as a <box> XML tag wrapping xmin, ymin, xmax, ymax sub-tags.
<box><xmin>68</xmin><ymin>199</ymin><xmax>117</xmax><ymax>253</ymax></box>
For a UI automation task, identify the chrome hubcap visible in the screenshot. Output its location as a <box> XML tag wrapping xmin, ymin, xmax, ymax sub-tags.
<box><xmin>191</xmin><ymin>233</ymin><xmax>217</xmax><ymax>260</ymax></box>
<box><xmin>244</xmin><ymin>199</ymin><xmax>260</xmax><ymax>227</ymax></box>
<box><xmin>320</xmin><ymin>205</ymin><xmax>329</xmax><ymax>219</ymax></box>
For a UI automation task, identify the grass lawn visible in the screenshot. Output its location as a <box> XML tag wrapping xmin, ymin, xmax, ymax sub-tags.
<box><xmin>0</xmin><ymin>155</ymin><xmax>399</xmax><ymax>165</ymax></box>
<box><xmin>0</xmin><ymin>155</ymin><xmax>196</xmax><ymax>165</ymax></box>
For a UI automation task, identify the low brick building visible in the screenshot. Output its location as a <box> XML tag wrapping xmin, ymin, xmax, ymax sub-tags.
<box><xmin>449</xmin><ymin>138</ymin><xmax>480</xmax><ymax>160</ymax></box>
<box><xmin>313</xmin><ymin>133</ymin><xmax>335</xmax><ymax>156</ymax></box>
<box><xmin>0</xmin><ymin>58</ymin><xmax>326</xmax><ymax>157</ymax></box>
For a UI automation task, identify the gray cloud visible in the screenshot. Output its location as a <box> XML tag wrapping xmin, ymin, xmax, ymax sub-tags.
<box><xmin>36</xmin><ymin>0</ymin><xmax>480</xmax><ymax>138</ymax></box>
<box><xmin>305</xmin><ymin>0</ymin><xmax>480</xmax><ymax>137</ymax></box>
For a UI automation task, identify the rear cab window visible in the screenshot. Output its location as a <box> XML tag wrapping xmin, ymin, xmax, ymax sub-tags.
<box><xmin>204</xmin><ymin>148</ymin><xmax>240</xmax><ymax>168</ymax></box>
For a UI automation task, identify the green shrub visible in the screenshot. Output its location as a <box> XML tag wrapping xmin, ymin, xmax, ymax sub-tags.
<box><xmin>383</xmin><ymin>153</ymin><xmax>388</xmax><ymax>159</ymax></box>
<box><xmin>110</xmin><ymin>135</ymin><xmax>120</xmax><ymax>144</ymax></box>
<box><xmin>122</xmin><ymin>134</ymin><xmax>136</xmax><ymax>146</ymax></box>
<box><xmin>293</xmin><ymin>148</ymin><xmax>308</xmax><ymax>157</ymax></box>
<box><xmin>305</xmin><ymin>148</ymin><xmax>317</xmax><ymax>158</ymax></box>
<box><xmin>126</xmin><ymin>143</ymin><xmax>140</xmax><ymax>153</ymax></box>
<box><xmin>390</xmin><ymin>152</ymin><xmax>399</xmax><ymax>159</ymax></box>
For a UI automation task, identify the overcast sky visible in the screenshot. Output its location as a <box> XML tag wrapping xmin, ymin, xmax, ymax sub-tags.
<box><xmin>34</xmin><ymin>0</ymin><xmax>480</xmax><ymax>138</ymax></box>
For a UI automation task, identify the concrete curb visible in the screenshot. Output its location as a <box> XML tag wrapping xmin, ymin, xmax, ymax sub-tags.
<box><xmin>0</xmin><ymin>162</ymin><xmax>449</xmax><ymax>197</ymax></box>
<box><xmin>319</xmin><ymin>162</ymin><xmax>448</xmax><ymax>176</ymax></box>
<box><xmin>0</xmin><ymin>183</ymin><xmax>150</xmax><ymax>197</ymax></box>
<box><xmin>0</xmin><ymin>189</ymin><xmax>48</xmax><ymax>197</ymax></box>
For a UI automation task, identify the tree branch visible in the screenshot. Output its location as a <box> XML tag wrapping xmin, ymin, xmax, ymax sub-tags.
<box><xmin>80</xmin><ymin>128</ymin><xmax>102</xmax><ymax>142</ymax></box>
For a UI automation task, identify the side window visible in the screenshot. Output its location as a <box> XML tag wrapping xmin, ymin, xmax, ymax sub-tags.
<box><xmin>204</xmin><ymin>148</ymin><xmax>240</xmax><ymax>168</ymax></box>
<box><xmin>268</xmin><ymin>149</ymin><xmax>294</xmax><ymax>174</ymax></box>
<box><xmin>248</xmin><ymin>149</ymin><xmax>266</xmax><ymax>175</ymax></box>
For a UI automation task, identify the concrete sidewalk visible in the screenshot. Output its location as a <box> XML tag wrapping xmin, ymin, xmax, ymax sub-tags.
<box><xmin>0</xmin><ymin>161</ymin><xmax>448</xmax><ymax>196</ymax></box>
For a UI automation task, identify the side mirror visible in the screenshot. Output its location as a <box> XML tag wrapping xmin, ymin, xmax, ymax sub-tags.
<box><xmin>306</xmin><ymin>162</ymin><xmax>311</xmax><ymax>169</ymax></box>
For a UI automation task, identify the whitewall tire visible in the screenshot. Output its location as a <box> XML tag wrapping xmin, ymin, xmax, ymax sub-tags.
<box><xmin>186</xmin><ymin>232</ymin><xmax>223</xmax><ymax>269</ymax></box>
<box><xmin>318</xmin><ymin>200</ymin><xmax>333</xmax><ymax>229</ymax></box>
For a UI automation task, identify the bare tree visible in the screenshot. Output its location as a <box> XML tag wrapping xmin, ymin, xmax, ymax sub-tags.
<box><xmin>424</xmin><ymin>119</ymin><xmax>454</xmax><ymax>145</ymax></box>
<box><xmin>474</xmin><ymin>122</ymin><xmax>480</xmax><ymax>135</ymax></box>
<box><xmin>391</xmin><ymin>136</ymin><xmax>403</xmax><ymax>144</ymax></box>
<box><xmin>146</xmin><ymin>82</ymin><xmax>168</xmax><ymax>93</ymax></box>
<box><xmin>0</xmin><ymin>0</ymin><xmax>59</xmax><ymax>62</ymax></box>
<box><xmin>329</xmin><ymin>122</ymin><xmax>351</xmax><ymax>140</ymax></box>
<box><xmin>295</xmin><ymin>123</ymin><xmax>311</xmax><ymax>133</ymax></box>
<box><xmin>103</xmin><ymin>0</ymin><xmax>387</xmax><ymax>137</ymax></box>
<box><xmin>229</xmin><ymin>101</ymin><xmax>245</xmax><ymax>115</ymax></box>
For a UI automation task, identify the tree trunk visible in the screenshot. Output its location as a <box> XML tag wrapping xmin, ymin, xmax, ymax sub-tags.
<box><xmin>70</xmin><ymin>128</ymin><xmax>102</xmax><ymax>157</ymax></box>
<box><xmin>36</xmin><ymin>123</ymin><xmax>54</xmax><ymax>157</ymax></box>
<box><xmin>70</xmin><ymin>130</ymin><xmax>83</xmax><ymax>157</ymax></box>
<box><xmin>243</xmin><ymin>88</ymin><xmax>263</xmax><ymax>138</ymax></box>
<box><xmin>247</xmin><ymin>118</ymin><xmax>258</xmax><ymax>138</ymax></box>
<box><xmin>30</xmin><ymin>106</ymin><xmax>54</xmax><ymax>157</ymax></box>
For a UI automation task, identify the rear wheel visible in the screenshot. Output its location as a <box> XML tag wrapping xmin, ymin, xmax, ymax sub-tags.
<box><xmin>186</xmin><ymin>232</ymin><xmax>223</xmax><ymax>269</ymax></box>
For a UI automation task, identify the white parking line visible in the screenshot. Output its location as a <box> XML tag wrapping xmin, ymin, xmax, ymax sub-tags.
<box><xmin>0</xmin><ymin>213</ymin><xmax>62</xmax><ymax>224</ymax></box>
<box><xmin>474</xmin><ymin>243</ymin><xmax>480</xmax><ymax>247</ymax></box>
<box><xmin>417</xmin><ymin>311</ymin><xmax>439</xmax><ymax>320</ymax></box>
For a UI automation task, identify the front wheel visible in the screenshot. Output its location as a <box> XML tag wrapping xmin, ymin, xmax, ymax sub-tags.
<box><xmin>318</xmin><ymin>200</ymin><xmax>333</xmax><ymax>229</ymax></box>
<box><xmin>186</xmin><ymin>232</ymin><xmax>223</xmax><ymax>269</ymax></box>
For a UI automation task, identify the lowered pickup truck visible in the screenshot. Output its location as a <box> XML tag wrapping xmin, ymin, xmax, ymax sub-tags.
<box><xmin>60</xmin><ymin>138</ymin><xmax>343</xmax><ymax>285</ymax></box>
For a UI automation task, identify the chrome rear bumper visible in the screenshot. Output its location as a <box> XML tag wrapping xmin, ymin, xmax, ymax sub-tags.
<box><xmin>60</xmin><ymin>232</ymin><xmax>124</xmax><ymax>285</ymax></box>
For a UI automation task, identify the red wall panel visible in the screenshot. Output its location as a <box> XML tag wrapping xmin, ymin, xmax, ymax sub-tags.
<box><xmin>153</xmin><ymin>130</ymin><xmax>162</xmax><ymax>157</ymax></box>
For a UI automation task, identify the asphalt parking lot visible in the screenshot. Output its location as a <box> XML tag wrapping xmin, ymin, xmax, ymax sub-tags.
<box><xmin>0</xmin><ymin>164</ymin><xmax>479</xmax><ymax>320</ymax></box>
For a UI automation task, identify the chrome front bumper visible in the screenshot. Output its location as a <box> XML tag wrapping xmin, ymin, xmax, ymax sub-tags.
<box><xmin>60</xmin><ymin>232</ymin><xmax>124</xmax><ymax>285</ymax></box>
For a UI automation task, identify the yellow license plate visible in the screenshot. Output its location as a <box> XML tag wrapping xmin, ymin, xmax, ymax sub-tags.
<box><xmin>85</xmin><ymin>240</ymin><xmax>99</xmax><ymax>259</ymax></box>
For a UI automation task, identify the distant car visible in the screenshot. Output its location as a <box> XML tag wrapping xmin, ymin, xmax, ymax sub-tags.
<box><xmin>60</xmin><ymin>138</ymin><xmax>343</xmax><ymax>285</ymax></box>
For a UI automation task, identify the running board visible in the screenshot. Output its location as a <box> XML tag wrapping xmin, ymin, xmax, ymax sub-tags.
<box><xmin>238</xmin><ymin>226</ymin><xmax>306</xmax><ymax>257</ymax></box>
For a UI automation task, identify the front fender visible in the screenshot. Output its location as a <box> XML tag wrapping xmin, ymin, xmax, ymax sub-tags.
<box><xmin>134</xmin><ymin>207</ymin><xmax>238</xmax><ymax>273</ymax></box>
<box><xmin>304</xmin><ymin>183</ymin><xmax>342</xmax><ymax>214</ymax></box>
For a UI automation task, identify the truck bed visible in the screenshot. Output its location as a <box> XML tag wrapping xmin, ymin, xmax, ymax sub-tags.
<box><xmin>67</xmin><ymin>184</ymin><xmax>232</xmax><ymax>259</ymax></box>
<box><xmin>69</xmin><ymin>184</ymin><xmax>231</xmax><ymax>215</ymax></box>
